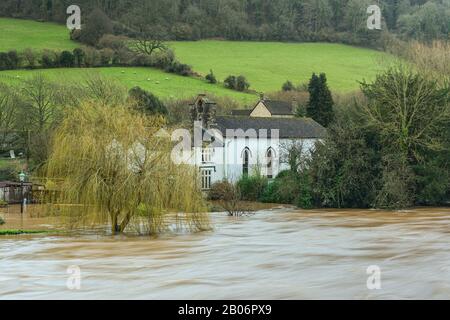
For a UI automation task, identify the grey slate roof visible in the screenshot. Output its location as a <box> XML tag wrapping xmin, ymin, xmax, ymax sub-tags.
<box><xmin>260</xmin><ymin>100</ymin><xmax>293</xmax><ymax>116</ymax></box>
<box><xmin>213</xmin><ymin>116</ymin><xmax>326</xmax><ymax>139</ymax></box>
<box><xmin>231</xmin><ymin>109</ymin><xmax>252</xmax><ymax>116</ymax></box>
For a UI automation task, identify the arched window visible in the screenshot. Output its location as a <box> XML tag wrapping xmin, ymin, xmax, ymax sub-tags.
<box><xmin>266</xmin><ymin>148</ymin><xmax>275</xmax><ymax>179</ymax></box>
<box><xmin>243</xmin><ymin>148</ymin><xmax>250</xmax><ymax>176</ymax></box>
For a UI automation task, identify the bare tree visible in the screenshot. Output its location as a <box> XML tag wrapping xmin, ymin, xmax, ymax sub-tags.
<box><xmin>0</xmin><ymin>84</ymin><xmax>19</xmax><ymax>148</ymax></box>
<box><xmin>133</xmin><ymin>26</ymin><xmax>168</xmax><ymax>56</ymax></box>
<box><xmin>280</xmin><ymin>140</ymin><xmax>311</xmax><ymax>173</ymax></box>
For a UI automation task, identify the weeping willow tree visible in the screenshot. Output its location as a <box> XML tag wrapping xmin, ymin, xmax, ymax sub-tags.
<box><xmin>43</xmin><ymin>102</ymin><xmax>209</xmax><ymax>235</ymax></box>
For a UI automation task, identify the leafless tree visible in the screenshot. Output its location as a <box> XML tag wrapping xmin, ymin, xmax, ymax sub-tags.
<box><xmin>133</xmin><ymin>26</ymin><xmax>168</xmax><ymax>57</ymax></box>
<box><xmin>280</xmin><ymin>140</ymin><xmax>312</xmax><ymax>173</ymax></box>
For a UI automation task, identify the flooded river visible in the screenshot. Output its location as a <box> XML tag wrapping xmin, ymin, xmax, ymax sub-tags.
<box><xmin>1</xmin><ymin>207</ymin><xmax>450</xmax><ymax>299</ymax></box>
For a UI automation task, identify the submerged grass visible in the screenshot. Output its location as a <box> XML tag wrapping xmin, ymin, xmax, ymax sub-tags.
<box><xmin>0</xmin><ymin>229</ymin><xmax>48</xmax><ymax>235</ymax></box>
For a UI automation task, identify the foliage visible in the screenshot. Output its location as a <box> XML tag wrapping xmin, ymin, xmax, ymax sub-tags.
<box><xmin>306</xmin><ymin>73</ymin><xmax>335</xmax><ymax>127</ymax></box>
<box><xmin>309</xmin><ymin>122</ymin><xmax>382</xmax><ymax>208</ymax></box>
<box><xmin>224</xmin><ymin>75</ymin><xmax>250</xmax><ymax>92</ymax></box>
<box><xmin>401</xmin><ymin>41</ymin><xmax>450</xmax><ymax>85</ymax></box>
<box><xmin>78</xmin><ymin>8</ymin><xmax>113</xmax><ymax>46</ymax></box>
<box><xmin>224</xmin><ymin>75</ymin><xmax>237</xmax><ymax>90</ymax></box>
<box><xmin>360</xmin><ymin>65</ymin><xmax>450</xmax><ymax>163</ymax></box>
<box><xmin>309</xmin><ymin>65</ymin><xmax>450</xmax><ymax>209</ymax></box>
<box><xmin>165</xmin><ymin>61</ymin><xmax>193</xmax><ymax>76</ymax></box>
<box><xmin>18</xmin><ymin>74</ymin><xmax>65</xmax><ymax>166</ymax></box>
<box><xmin>205</xmin><ymin>70</ymin><xmax>217</xmax><ymax>84</ymax></box>
<box><xmin>236</xmin><ymin>75</ymin><xmax>250</xmax><ymax>92</ymax></box>
<box><xmin>59</xmin><ymin>51</ymin><xmax>75</xmax><ymax>68</ymax></box>
<box><xmin>0</xmin><ymin>216</ymin><xmax>4</xmax><ymax>225</ymax></box>
<box><xmin>132</xmin><ymin>25</ymin><xmax>168</xmax><ymax>57</ymax></box>
<box><xmin>261</xmin><ymin>171</ymin><xmax>304</xmax><ymax>205</ymax></box>
<box><xmin>43</xmin><ymin>102</ymin><xmax>208</xmax><ymax>235</ymax></box>
<box><xmin>414</xmin><ymin>160</ymin><xmax>450</xmax><ymax>205</ymax></box>
<box><xmin>0</xmin><ymin>50</ymin><xmax>21</xmax><ymax>70</ymax></box>
<box><xmin>2</xmin><ymin>1</ymin><xmax>446</xmax><ymax>45</ymax></box>
<box><xmin>128</xmin><ymin>86</ymin><xmax>168</xmax><ymax>115</ymax></box>
<box><xmin>236</xmin><ymin>170</ymin><xmax>268</xmax><ymax>201</ymax></box>
<box><xmin>282</xmin><ymin>81</ymin><xmax>295</xmax><ymax>92</ymax></box>
<box><xmin>208</xmin><ymin>180</ymin><xmax>251</xmax><ymax>216</ymax></box>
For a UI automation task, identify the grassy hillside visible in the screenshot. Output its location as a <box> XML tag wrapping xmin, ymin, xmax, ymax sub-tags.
<box><xmin>0</xmin><ymin>18</ymin><xmax>77</xmax><ymax>51</ymax></box>
<box><xmin>0</xmin><ymin>67</ymin><xmax>257</xmax><ymax>104</ymax></box>
<box><xmin>170</xmin><ymin>41</ymin><xmax>388</xmax><ymax>92</ymax></box>
<box><xmin>0</xmin><ymin>18</ymin><xmax>388</xmax><ymax>101</ymax></box>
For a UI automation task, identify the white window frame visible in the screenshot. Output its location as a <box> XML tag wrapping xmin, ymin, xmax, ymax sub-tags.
<box><xmin>201</xmin><ymin>147</ymin><xmax>213</xmax><ymax>164</ymax></box>
<box><xmin>201</xmin><ymin>169</ymin><xmax>212</xmax><ymax>190</ymax></box>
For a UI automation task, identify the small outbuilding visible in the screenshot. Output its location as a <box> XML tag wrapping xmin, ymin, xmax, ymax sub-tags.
<box><xmin>0</xmin><ymin>181</ymin><xmax>34</xmax><ymax>204</ymax></box>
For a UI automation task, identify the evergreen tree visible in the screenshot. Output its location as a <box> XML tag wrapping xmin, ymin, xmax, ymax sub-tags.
<box><xmin>306</xmin><ymin>73</ymin><xmax>334</xmax><ymax>127</ymax></box>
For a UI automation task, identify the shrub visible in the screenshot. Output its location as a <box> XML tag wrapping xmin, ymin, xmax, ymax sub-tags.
<box><xmin>0</xmin><ymin>51</ymin><xmax>21</xmax><ymax>70</ymax></box>
<box><xmin>260</xmin><ymin>170</ymin><xmax>304</xmax><ymax>205</ymax></box>
<box><xmin>40</xmin><ymin>50</ymin><xmax>58</xmax><ymax>68</ymax></box>
<box><xmin>128</xmin><ymin>86</ymin><xmax>168</xmax><ymax>115</ymax></box>
<box><xmin>151</xmin><ymin>49</ymin><xmax>175</xmax><ymax>69</ymax></box>
<box><xmin>208</xmin><ymin>180</ymin><xmax>250</xmax><ymax>216</ymax></box>
<box><xmin>237</xmin><ymin>172</ymin><xmax>268</xmax><ymax>201</ymax></box>
<box><xmin>224</xmin><ymin>75</ymin><xmax>237</xmax><ymax>89</ymax></box>
<box><xmin>208</xmin><ymin>180</ymin><xmax>237</xmax><ymax>201</ymax></box>
<box><xmin>0</xmin><ymin>52</ymin><xmax>9</xmax><ymax>70</ymax></box>
<box><xmin>165</xmin><ymin>61</ymin><xmax>192</xmax><ymax>76</ymax></box>
<box><xmin>0</xmin><ymin>168</ymin><xmax>17</xmax><ymax>181</ymax></box>
<box><xmin>205</xmin><ymin>69</ymin><xmax>217</xmax><ymax>84</ymax></box>
<box><xmin>23</xmin><ymin>48</ymin><xmax>38</xmax><ymax>68</ymax></box>
<box><xmin>73</xmin><ymin>48</ymin><xmax>85</xmax><ymax>67</ymax></box>
<box><xmin>7</xmin><ymin>50</ymin><xmax>20</xmax><ymax>69</ymax></box>
<box><xmin>296</xmin><ymin>172</ymin><xmax>313</xmax><ymax>209</ymax></box>
<box><xmin>282</xmin><ymin>80</ymin><xmax>295</xmax><ymax>91</ymax></box>
<box><xmin>98</xmin><ymin>34</ymin><xmax>127</xmax><ymax>51</ymax></box>
<box><xmin>59</xmin><ymin>51</ymin><xmax>75</xmax><ymax>67</ymax></box>
<box><xmin>236</xmin><ymin>75</ymin><xmax>250</xmax><ymax>91</ymax></box>
<box><xmin>224</xmin><ymin>75</ymin><xmax>250</xmax><ymax>91</ymax></box>
<box><xmin>0</xmin><ymin>216</ymin><xmax>4</xmax><ymax>225</ymax></box>
<box><xmin>99</xmin><ymin>48</ymin><xmax>114</xmax><ymax>66</ymax></box>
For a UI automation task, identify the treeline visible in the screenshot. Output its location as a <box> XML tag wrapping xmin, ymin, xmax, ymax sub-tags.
<box><xmin>0</xmin><ymin>35</ymin><xmax>193</xmax><ymax>76</ymax></box>
<box><xmin>1</xmin><ymin>0</ymin><xmax>449</xmax><ymax>47</ymax></box>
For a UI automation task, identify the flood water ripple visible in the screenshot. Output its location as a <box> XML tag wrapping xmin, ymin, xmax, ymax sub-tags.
<box><xmin>1</xmin><ymin>207</ymin><xmax>450</xmax><ymax>299</ymax></box>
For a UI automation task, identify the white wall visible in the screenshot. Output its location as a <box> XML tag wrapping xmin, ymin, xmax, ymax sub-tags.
<box><xmin>195</xmin><ymin>137</ymin><xmax>318</xmax><ymax>186</ymax></box>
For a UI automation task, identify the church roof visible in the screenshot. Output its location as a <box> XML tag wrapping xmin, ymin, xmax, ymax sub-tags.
<box><xmin>213</xmin><ymin>116</ymin><xmax>326</xmax><ymax>139</ymax></box>
<box><xmin>259</xmin><ymin>100</ymin><xmax>293</xmax><ymax>116</ymax></box>
<box><xmin>231</xmin><ymin>109</ymin><xmax>252</xmax><ymax>116</ymax></box>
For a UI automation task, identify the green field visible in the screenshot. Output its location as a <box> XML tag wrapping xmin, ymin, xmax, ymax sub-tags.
<box><xmin>170</xmin><ymin>41</ymin><xmax>387</xmax><ymax>93</ymax></box>
<box><xmin>0</xmin><ymin>18</ymin><xmax>388</xmax><ymax>100</ymax></box>
<box><xmin>0</xmin><ymin>18</ymin><xmax>77</xmax><ymax>51</ymax></box>
<box><xmin>0</xmin><ymin>67</ymin><xmax>257</xmax><ymax>104</ymax></box>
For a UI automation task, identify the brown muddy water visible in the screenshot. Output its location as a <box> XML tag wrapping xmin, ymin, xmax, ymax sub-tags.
<box><xmin>1</xmin><ymin>207</ymin><xmax>450</xmax><ymax>300</ymax></box>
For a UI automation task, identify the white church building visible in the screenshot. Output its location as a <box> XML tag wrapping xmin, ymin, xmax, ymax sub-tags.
<box><xmin>189</xmin><ymin>95</ymin><xmax>326</xmax><ymax>190</ymax></box>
